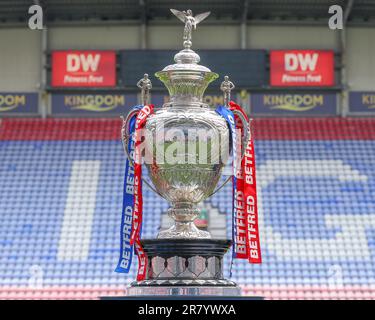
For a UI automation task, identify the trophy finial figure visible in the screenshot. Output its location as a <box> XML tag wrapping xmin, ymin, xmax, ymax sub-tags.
<box><xmin>170</xmin><ymin>9</ymin><xmax>210</xmax><ymax>48</ymax></box>
<box><xmin>137</xmin><ymin>73</ymin><xmax>152</xmax><ymax>106</ymax></box>
<box><xmin>220</xmin><ymin>75</ymin><xmax>235</xmax><ymax>107</ymax></box>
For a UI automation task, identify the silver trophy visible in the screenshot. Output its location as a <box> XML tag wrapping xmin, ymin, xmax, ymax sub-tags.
<box><xmin>122</xmin><ymin>9</ymin><xmax>249</xmax><ymax>296</ymax></box>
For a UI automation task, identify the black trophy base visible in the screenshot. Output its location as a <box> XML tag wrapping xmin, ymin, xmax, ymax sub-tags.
<box><xmin>126</xmin><ymin>239</ymin><xmax>241</xmax><ymax>297</ymax></box>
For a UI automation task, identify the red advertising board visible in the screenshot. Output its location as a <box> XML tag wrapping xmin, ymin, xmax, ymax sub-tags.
<box><xmin>270</xmin><ymin>50</ymin><xmax>334</xmax><ymax>87</ymax></box>
<box><xmin>52</xmin><ymin>51</ymin><xmax>116</xmax><ymax>87</ymax></box>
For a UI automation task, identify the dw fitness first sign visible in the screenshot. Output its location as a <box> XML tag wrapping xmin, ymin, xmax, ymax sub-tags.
<box><xmin>51</xmin><ymin>51</ymin><xmax>116</xmax><ymax>87</ymax></box>
<box><xmin>270</xmin><ymin>50</ymin><xmax>335</xmax><ymax>87</ymax></box>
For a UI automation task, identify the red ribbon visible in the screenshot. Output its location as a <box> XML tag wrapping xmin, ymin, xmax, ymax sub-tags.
<box><xmin>130</xmin><ymin>104</ymin><xmax>154</xmax><ymax>280</ymax></box>
<box><xmin>229</xmin><ymin>101</ymin><xmax>262</xmax><ymax>264</ymax></box>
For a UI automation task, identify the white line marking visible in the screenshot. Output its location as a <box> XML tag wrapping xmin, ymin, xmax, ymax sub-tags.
<box><xmin>257</xmin><ymin>160</ymin><xmax>370</xmax><ymax>261</ymax></box>
<box><xmin>57</xmin><ymin>160</ymin><xmax>100</xmax><ymax>261</ymax></box>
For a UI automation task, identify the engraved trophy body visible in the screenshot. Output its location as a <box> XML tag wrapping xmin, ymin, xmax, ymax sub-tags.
<box><xmin>123</xmin><ymin>9</ymin><xmax>244</xmax><ymax>296</ymax></box>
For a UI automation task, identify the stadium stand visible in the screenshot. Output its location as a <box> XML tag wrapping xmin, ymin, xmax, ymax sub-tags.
<box><xmin>0</xmin><ymin>117</ymin><xmax>375</xmax><ymax>300</ymax></box>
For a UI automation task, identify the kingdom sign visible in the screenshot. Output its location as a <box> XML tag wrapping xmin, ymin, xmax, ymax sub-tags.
<box><xmin>0</xmin><ymin>93</ymin><xmax>38</xmax><ymax>114</ymax></box>
<box><xmin>251</xmin><ymin>93</ymin><xmax>337</xmax><ymax>115</ymax></box>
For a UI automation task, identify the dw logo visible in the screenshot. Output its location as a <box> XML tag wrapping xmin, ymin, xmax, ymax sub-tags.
<box><xmin>66</xmin><ymin>54</ymin><xmax>101</xmax><ymax>73</ymax></box>
<box><xmin>284</xmin><ymin>53</ymin><xmax>318</xmax><ymax>72</ymax></box>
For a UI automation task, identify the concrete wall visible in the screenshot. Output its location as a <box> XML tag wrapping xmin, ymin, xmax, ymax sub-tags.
<box><xmin>346</xmin><ymin>27</ymin><xmax>375</xmax><ymax>91</ymax></box>
<box><xmin>147</xmin><ymin>25</ymin><xmax>240</xmax><ymax>49</ymax></box>
<box><xmin>48</xmin><ymin>25</ymin><xmax>141</xmax><ymax>50</ymax></box>
<box><xmin>0</xmin><ymin>23</ymin><xmax>373</xmax><ymax>92</ymax></box>
<box><xmin>247</xmin><ymin>25</ymin><xmax>339</xmax><ymax>50</ymax></box>
<box><xmin>0</xmin><ymin>28</ymin><xmax>41</xmax><ymax>91</ymax></box>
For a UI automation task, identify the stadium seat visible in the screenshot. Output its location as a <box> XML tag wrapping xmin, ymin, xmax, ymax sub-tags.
<box><xmin>0</xmin><ymin>118</ymin><xmax>375</xmax><ymax>299</ymax></box>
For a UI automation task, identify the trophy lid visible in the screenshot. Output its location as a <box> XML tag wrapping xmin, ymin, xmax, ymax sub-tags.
<box><xmin>160</xmin><ymin>48</ymin><xmax>211</xmax><ymax>73</ymax></box>
<box><xmin>155</xmin><ymin>9</ymin><xmax>218</xmax><ymax>105</ymax></box>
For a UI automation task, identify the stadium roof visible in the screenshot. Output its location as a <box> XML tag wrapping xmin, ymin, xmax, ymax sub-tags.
<box><xmin>0</xmin><ymin>0</ymin><xmax>375</xmax><ymax>26</ymax></box>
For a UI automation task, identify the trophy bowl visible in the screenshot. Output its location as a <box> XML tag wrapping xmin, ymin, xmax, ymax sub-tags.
<box><xmin>145</xmin><ymin>108</ymin><xmax>230</xmax><ymax>239</ymax></box>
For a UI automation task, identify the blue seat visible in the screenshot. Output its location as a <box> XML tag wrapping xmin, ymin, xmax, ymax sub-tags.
<box><xmin>1</xmin><ymin>122</ymin><xmax>375</xmax><ymax>300</ymax></box>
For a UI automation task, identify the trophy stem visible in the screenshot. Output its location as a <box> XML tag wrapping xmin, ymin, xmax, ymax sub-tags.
<box><xmin>157</xmin><ymin>203</ymin><xmax>211</xmax><ymax>239</ymax></box>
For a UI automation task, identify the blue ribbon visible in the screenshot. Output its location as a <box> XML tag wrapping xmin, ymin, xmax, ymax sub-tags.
<box><xmin>116</xmin><ymin>106</ymin><xmax>142</xmax><ymax>273</ymax></box>
<box><xmin>215</xmin><ymin>105</ymin><xmax>237</xmax><ymax>277</ymax></box>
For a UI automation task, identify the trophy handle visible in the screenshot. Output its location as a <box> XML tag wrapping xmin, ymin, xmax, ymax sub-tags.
<box><xmin>232</xmin><ymin>108</ymin><xmax>251</xmax><ymax>162</ymax></box>
<box><xmin>207</xmin><ymin>109</ymin><xmax>251</xmax><ymax>197</ymax></box>
<box><xmin>120</xmin><ymin>109</ymin><xmax>139</xmax><ymax>157</ymax></box>
<box><xmin>207</xmin><ymin>176</ymin><xmax>232</xmax><ymax>198</ymax></box>
<box><xmin>121</xmin><ymin>112</ymin><xmax>163</xmax><ymax>197</ymax></box>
